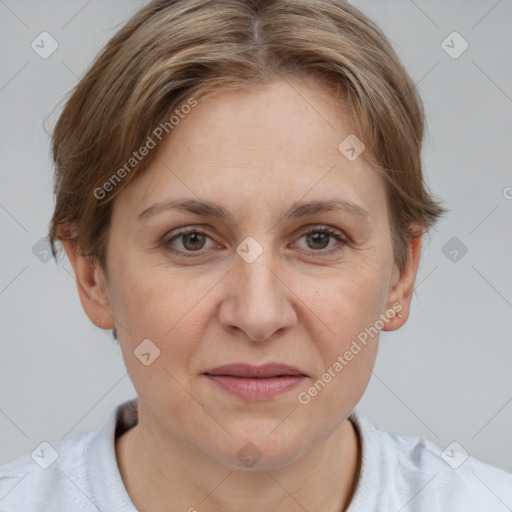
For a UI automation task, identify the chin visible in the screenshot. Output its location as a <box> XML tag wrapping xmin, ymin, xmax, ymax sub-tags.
<box><xmin>212</xmin><ymin>420</ymin><xmax>312</xmax><ymax>471</ymax></box>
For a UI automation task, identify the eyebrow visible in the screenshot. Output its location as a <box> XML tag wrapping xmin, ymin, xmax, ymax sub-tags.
<box><xmin>136</xmin><ymin>198</ymin><xmax>371</xmax><ymax>223</ymax></box>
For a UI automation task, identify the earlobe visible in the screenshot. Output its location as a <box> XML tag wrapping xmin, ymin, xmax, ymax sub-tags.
<box><xmin>382</xmin><ymin>232</ymin><xmax>422</xmax><ymax>331</ymax></box>
<box><xmin>60</xmin><ymin>234</ymin><xmax>115</xmax><ymax>331</ymax></box>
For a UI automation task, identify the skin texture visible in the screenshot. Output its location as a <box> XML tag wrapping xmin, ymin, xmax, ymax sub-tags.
<box><xmin>62</xmin><ymin>76</ymin><xmax>422</xmax><ymax>512</ymax></box>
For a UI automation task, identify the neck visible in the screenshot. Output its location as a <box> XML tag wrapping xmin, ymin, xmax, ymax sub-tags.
<box><xmin>115</xmin><ymin>404</ymin><xmax>361</xmax><ymax>512</ymax></box>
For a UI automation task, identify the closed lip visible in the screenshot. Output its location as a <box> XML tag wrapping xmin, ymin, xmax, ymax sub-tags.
<box><xmin>203</xmin><ymin>363</ymin><xmax>308</xmax><ymax>378</ymax></box>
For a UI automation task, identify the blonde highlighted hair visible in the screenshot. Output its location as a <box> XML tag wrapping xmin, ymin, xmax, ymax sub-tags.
<box><xmin>49</xmin><ymin>0</ymin><xmax>445</xmax><ymax>275</ymax></box>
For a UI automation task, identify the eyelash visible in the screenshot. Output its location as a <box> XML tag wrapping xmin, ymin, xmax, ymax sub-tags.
<box><xmin>162</xmin><ymin>225</ymin><xmax>348</xmax><ymax>258</ymax></box>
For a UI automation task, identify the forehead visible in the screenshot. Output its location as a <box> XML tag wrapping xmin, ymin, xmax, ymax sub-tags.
<box><xmin>112</xmin><ymin>76</ymin><xmax>387</xmax><ymax>224</ymax></box>
<box><xmin>171</xmin><ymin>76</ymin><xmax>352</xmax><ymax>163</ymax></box>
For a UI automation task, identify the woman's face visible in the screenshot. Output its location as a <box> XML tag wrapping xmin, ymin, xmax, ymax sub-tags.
<box><xmin>88</xmin><ymin>76</ymin><xmax>416</xmax><ymax>469</ymax></box>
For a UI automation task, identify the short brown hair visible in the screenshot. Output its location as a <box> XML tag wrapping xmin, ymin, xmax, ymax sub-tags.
<box><xmin>49</xmin><ymin>0</ymin><xmax>445</xmax><ymax>276</ymax></box>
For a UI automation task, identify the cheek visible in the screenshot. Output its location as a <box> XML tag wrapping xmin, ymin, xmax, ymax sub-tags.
<box><xmin>108</xmin><ymin>264</ymin><xmax>216</xmax><ymax>423</ymax></box>
<box><xmin>295</xmin><ymin>270</ymin><xmax>387</xmax><ymax>427</ymax></box>
<box><xmin>296</xmin><ymin>252</ymin><xmax>392</xmax><ymax>404</ymax></box>
<box><xmin>306</xmin><ymin>256</ymin><xmax>392</xmax><ymax>340</ymax></box>
<box><xmin>314</xmin><ymin>286</ymin><xmax>383</xmax><ymax>378</ymax></box>
<box><xmin>108</xmin><ymin>256</ymin><xmax>224</xmax><ymax>363</ymax></box>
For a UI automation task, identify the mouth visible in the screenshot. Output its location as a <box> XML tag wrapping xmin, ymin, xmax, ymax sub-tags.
<box><xmin>202</xmin><ymin>363</ymin><xmax>308</xmax><ymax>401</ymax></box>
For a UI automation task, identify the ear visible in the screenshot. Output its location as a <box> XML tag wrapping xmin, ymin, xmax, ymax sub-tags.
<box><xmin>59</xmin><ymin>228</ymin><xmax>115</xmax><ymax>331</ymax></box>
<box><xmin>382</xmin><ymin>230</ymin><xmax>422</xmax><ymax>331</ymax></box>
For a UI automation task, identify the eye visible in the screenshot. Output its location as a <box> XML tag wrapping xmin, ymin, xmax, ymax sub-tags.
<box><xmin>293</xmin><ymin>226</ymin><xmax>347</xmax><ymax>254</ymax></box>
<box><xmin>162</xmin><ymin>225</ymin><xmax>347</xmax><ymax>258</ymax></box>
<box><xmin>163</xmin><ymin>227</ymin><xmax>218</xmax><ymax>256</ymax></box>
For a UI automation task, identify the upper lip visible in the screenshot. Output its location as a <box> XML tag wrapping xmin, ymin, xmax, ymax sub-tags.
<box><xmin>203</xmin><ymin>363</ymin><xmax>307</xmax><ymax>378</ymax></box>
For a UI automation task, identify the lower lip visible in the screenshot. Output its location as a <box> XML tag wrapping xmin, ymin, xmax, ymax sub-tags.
<box><xmin>204</xmin><ymin>375</ymin><xmax>305</xmax><ymax>400</ymax></box>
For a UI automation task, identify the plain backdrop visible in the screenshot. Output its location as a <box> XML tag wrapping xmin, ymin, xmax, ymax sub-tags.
<box><xmin>1</xmin><ymin>0</ymin><xmax>511</xmax><ymax>473</ymax></box>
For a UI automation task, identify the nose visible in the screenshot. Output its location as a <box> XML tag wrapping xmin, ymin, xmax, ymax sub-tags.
<box><xmin>217</xmin><ymin>240</ymin><xmax>297</xmax><ymax>342</ymax></box>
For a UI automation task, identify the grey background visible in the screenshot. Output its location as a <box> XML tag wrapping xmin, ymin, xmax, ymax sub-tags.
<box><xmin>1</xmin><ymin>0</ymin><xmax>511</xmax><ymax>474</ymax></box>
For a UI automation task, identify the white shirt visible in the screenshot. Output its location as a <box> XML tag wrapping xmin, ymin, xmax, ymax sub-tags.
<box><xmin>1</xmin><ymin>398</ymin><xmax>510</xmax><ymax>511</ymax></box>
